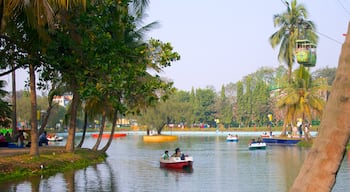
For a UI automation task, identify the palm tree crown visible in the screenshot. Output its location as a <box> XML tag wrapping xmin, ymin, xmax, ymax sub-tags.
<box><xmin>269</xmin><ymin>0</ymin><xmax>318</xmax><ymax>83</ymax></box>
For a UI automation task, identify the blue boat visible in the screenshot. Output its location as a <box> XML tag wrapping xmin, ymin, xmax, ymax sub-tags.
<box><xmin>262</xmin><ymin>137</ymin><xmax>301</xmax><ymax>145</ymax></box>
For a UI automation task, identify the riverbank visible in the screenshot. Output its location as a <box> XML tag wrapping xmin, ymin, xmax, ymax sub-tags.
<box><xmin>0</xmin><ymin>147</ymin><xmax>107</xmax><ymax>183</ymax></box>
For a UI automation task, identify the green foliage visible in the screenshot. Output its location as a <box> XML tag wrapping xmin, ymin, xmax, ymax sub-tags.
<box><xmin>276</xmin><ymin>66</ymin><xmax>327</xmax><ymax>127</ymax></box>
<box><xmin>0</xmin><ymin>80</ymin><xmax>11</xmax><ymax>127</ymax></box>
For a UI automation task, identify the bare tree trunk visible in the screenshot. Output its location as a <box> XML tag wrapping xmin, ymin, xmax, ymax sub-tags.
<box><xmin>92</xmin><ymin>111</ymin><xmax>106</xmax><ymax>151</ymax></box>
<box><xmin>38</xmin><ymin>105</ymin><xmax>53</xmax><ymax>135</ymax></box>
<box><xmin>290</xmin><ymin>22</ymin><xmax>350</xmax><ymax>192</ymax></box>
<box><xmin>29</xmin><ymin>63</ymin><xmax>39</xmax><ymax>156</ymax></box>
<box><xmin>76</xmin><ymin>108</ymin><xmax>88</xmax><ymax>148</ymax></box>
<box><xmin>11</xmin><ymin>63</ymin><xmax>18</xmax><ymax>139</ymax></box>
<box><xmin>100</xmin><ymin>112</ymin><xmax>117</xmax><ymax>153</ymax></box>
<box><xmin>65</xmin><ymin>84</ymin><xmax>80</xmax><ymax>152</ymax></box>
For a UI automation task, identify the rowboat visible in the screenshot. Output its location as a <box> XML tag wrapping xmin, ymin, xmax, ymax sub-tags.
<box><xmin>159</xmin><ymin>156</ymin><xmax>193</xmax><ymax>169</ymax></box>
<box><xmin>249</xmin><ymin>142</ymin><xmax>267</xmax><ymax>150</ymax></box>
<box><xmin>91</xmin><ymin>133</ymin><xmax>127</xmax><ymax>138</ymax></box>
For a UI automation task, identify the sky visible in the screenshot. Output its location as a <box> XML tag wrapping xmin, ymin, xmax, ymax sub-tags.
<box><xmin>2</xmin><ymin>0</ymin><xmax>349</xmax><ymax>92</ymax></box>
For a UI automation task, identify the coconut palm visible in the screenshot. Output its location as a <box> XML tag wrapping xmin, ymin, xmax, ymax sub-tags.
<box><xmin>269</xmin><ymin>0</ymin><xmax>318</xmax><ymax>83</ymax></box>
<box><xmin>276</xmin><ymin>66</ymin><xmax>328</xmax><ymax>136</ymax></box>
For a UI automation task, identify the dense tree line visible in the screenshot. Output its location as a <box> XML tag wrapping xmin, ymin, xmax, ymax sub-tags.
<box><xmin>135</xmin><ymin>65</ymin><xmax>335</xmax><ymax>133</ymax></box>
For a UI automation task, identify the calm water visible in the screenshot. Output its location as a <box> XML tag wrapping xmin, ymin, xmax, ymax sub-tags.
<box><xmin>1</xmin><ymin>132</ymin><xmax>349</xmax><ymax>192</ymax></box>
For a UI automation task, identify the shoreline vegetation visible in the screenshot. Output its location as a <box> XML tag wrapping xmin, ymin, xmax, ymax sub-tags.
<box><xmin>0</xmin><ymin>147</ymin><xmax>107</xmax><ymax>183</ymax></box>
<box><xmin>0</xmin><ymin>127</ymin><xmax>319</xmax><ymax>184</ymax></box>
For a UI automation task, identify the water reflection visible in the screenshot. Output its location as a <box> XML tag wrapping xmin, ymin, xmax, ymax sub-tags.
<box><xmin>0</xmin><ymin>135</ymin><xmax>349</xmax><ymax>191</ymax></box>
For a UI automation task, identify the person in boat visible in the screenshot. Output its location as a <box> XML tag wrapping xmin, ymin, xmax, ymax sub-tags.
<box><xmin>257</xmin><ymin>137</ymin><xmax>262</xmax><ymax>143</ymax></box>
<box><xmin>171</xmin><ymin>147</ymin><xmax>182</xmax><ymax>157</ymax></box>
<box><xmin>162</xmin><ymin>150</ymin><xmax>170</xmax><ymax>160</ymax></box>
<box><xmin>249</xmin><ymin>139</ymin><xmax>256</xmax><ymax>145</ymax></box>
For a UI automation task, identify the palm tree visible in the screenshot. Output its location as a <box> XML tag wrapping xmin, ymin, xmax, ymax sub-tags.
<box><xmin>276</xmin><ymin>66</ymin><xmax>327</xmax><ymax>136</ymax></box>
<box><xmin>269</xmin><ymin>0</ymin><xmax>317</xmax><ymax>83</ymax></box>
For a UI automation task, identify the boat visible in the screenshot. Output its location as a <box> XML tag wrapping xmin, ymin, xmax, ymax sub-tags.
<box><xmin>262</xmin><ymin>137</ymin><xmax>301</xmax><ymax>145</ymax></box>
<box><xmin>260</xmin><ymin>132</ymin><xmax>273</xmax><ymax>138</ymax></box>
<box><xmin>143</xmin><ymin>135</ymin><xmax>178</xmax><ymax>142</ymax></box>
<box><xmin>91</xmin><ymin>133</ymin><xmax>127</xmax><ymax>138</ymax></box>
<box><xmin>226</xmin><ymin>134</ymin><xmax>239</xmax><ymax>142</ymax></box>
<box><xmin>249</xmin><ymin>142</ymin><xmax>267</xmax><ymax>150</ymax></box>
<box><xmin>159</xmin><ymin>156</ymin><xmax>193</xmax><ymax>169</ymax></box>
<box><xmin>47</xmin><ymin>135</ymin><xmax>64</xmax><ymax>142</ymax></box>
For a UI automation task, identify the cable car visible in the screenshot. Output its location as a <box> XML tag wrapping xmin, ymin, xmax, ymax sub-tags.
<box><xmin>295</xmin><ymin>39</ymin><xmax>317</xmax><ymax>67</ymax></box>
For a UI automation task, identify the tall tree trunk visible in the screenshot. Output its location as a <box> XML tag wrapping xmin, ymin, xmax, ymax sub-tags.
<box><xmin>92</xmin><ymin>111</ymin><xmax>106</xmax><ymax>151</ymax></box>
<box><xmin>11</xmin><ymin>64</ymin><xmax>18</xmax><ymax>139</ymax></box>
<box><xmin>76</xmin><ymin>108</ymin><xmax>88</xmax><ymax>148</ymax></box>
<box><xmin>290</xmin><ymin>22</ymin><xmax>350</xmax><ymax>192</ymax></box>
<box><xmin>100</xmin><ymin>112</ymin><xmax>117</xmax><ymax>153</ymax></box>
<box><xmin>29</xmin><ymin>63</ymin><xmax>39</xmax><ymax>156</ymax></box>
<box><xmin>65</xmin><ymin>83</ymin><xmax>80</xmax><ymax>152</ymax></box>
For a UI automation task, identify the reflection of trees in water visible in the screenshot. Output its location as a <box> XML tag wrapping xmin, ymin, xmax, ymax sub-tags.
<box><xmin>269</xmin><ymin>146</ymin><xmax>308</xmax><ymax>191</ymax></box>
<box><xmin>0</xmin><ymin>161</ymin><xmax>117</xmax><ymax>191</ymax></box>
<box><xmin>74</xmin><ymin>161</ymin><xmax>116</xmax><ymax>191</ymax></box>
<box><xmin>63</xmin><ymin>170</ymin><xmax>75</xmax><ymax>192</ymax></box>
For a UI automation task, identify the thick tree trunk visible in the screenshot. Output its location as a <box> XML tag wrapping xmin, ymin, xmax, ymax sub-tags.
<box><xmin>290</xmin><ymin>23</ymin><xmax>350</xmax><ymax>192</ymax></box>
<box><xmin>65</xmin><ymin>84</ymin><xmax>79</xmax><ymax>152</ymax></box>
<box><xmin>29</xmin><ymin>63</ymin><xmax>39</xmax><ymax>156</ymax></box>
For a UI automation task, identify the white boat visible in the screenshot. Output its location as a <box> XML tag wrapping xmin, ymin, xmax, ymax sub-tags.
<box><xmin>47</xmin><ymin>135</ymin><xmax>64</xmax><ymax>142</ymax></box>
<box><xmin>226</xmin><ymin>134</ymin><xmax>239</xmax><ymax>142</ymax></box>
<box><xmin>249</xmin><ymin>142</ymin><xmax>267</xmax><ymax>150</ymax></box>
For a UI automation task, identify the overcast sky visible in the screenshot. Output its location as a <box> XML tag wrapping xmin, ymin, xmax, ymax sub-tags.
<box><xmin>2</xmin><ymin>0</ymin><xmax>349</xmax><ymax>92</ymax></box>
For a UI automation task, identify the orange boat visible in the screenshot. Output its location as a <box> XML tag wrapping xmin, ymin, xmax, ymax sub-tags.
<box><xmin>91</xmin><ymin>133</ymin><xmax>127</xmax><ymax>138</ymax></box>
<box><xmin>143</xmin><ymin>135</ymin><xmax>178</xmax><ymax>142</ymax></box>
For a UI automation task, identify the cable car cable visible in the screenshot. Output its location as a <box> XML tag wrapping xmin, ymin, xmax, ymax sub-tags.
<box><xmin>336</xmin><ymin>0</ymin><xmax>350</xmax><ymax>17</ymax></box>
<box><xmin>313</xmin><ymin>30</ymin><xmax>342</xmax><ymax>45</ymax></box>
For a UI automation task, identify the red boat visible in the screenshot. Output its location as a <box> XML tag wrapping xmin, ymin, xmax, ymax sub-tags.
<box><xmin>159</xmin><ymin>156</ymin><xmax>193</xmax><ymax>169</ymax></box>
<box><xmin>91</xmin><ymin>133</ymin><xmax>127</xmax><ymax>138</ymax></box>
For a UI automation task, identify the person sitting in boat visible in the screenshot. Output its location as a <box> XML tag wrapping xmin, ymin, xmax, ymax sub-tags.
<box><xmin>249</xmin><ymin>139</ymin><xmax>256</xmax><ymax>145</ymax></box>
<box><xmin>171</xmin><ymin>147</ymin><xmax>182</xmax><ymax>157</ymax></box>
<box><xmin>257</xmin><ymin>137</ymin><xmax>262</xmax><ymax>143</ymax></box>
<box><xmin>162</xmin><ymin>150</ymin><xmax>170</xmax><ymax>160</ymax></box>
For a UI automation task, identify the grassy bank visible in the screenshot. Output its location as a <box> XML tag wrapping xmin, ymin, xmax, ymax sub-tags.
<box><xmin>0</xmin><ymin>147</ymin><xmax>107</xmax><ymax>183</ymax></box>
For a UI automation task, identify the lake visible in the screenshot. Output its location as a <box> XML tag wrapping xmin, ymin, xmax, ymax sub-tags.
<box><xmin>1</xmin><ymin>131</ymin><xmax>349</xmax><ymax>192</ymax></box>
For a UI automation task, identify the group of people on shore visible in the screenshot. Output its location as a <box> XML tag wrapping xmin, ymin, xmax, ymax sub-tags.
<box><xmin>0</xmin><ymin>130</ymin><xmax>49</xmax><ymax>148</ymax></box>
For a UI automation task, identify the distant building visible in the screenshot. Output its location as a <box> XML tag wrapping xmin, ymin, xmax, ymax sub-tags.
<box><xmin>53</xmin><ymin>94</ymin><xmax>73</xmax><ymax>107</ymax></box>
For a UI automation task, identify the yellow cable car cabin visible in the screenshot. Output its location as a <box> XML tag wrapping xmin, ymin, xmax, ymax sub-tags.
<box><xmin>295</xmin><ymin>39</ymin><xmax>317</xmax><ymax>67</ymax></box>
